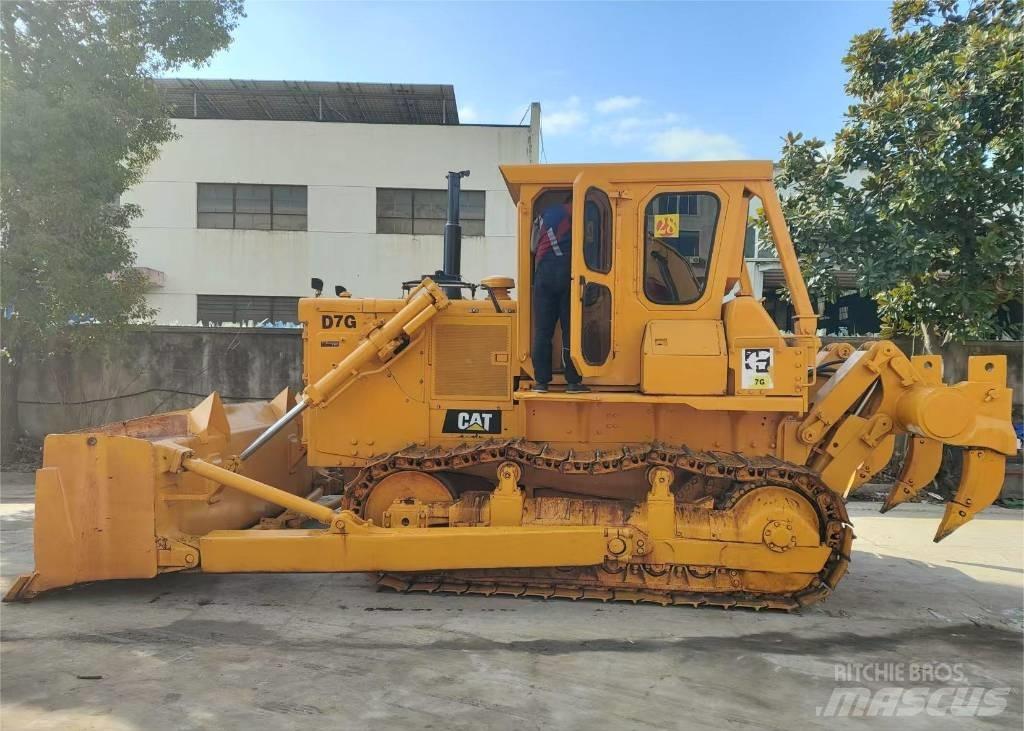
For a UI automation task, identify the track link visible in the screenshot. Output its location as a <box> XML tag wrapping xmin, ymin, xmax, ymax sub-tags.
<box><xmin>347</xmin><ymin>440</ymin><xmax>852</xmax><ymax>611</ymax></box>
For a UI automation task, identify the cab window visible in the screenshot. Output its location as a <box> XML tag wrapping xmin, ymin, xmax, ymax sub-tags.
<box><xmin>643</xmin><ymin>192</ymin><xmax>720</xmax><ymax>305</ymax></box>
<box><xmin>581</xmin><ymin>187</ymin><xmax>613</xmax><ymax>364</ymax></box>
<box><xmin>582</xmin><ymin>187</ymin><xmax>612</xmax><ymax>273</ymax></box>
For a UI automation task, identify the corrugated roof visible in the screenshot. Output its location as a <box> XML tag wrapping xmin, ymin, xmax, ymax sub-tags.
<box><xmin>154</xmin><ymin>79</ymin><xmax>459</xmax><ymax>125</ymax></box>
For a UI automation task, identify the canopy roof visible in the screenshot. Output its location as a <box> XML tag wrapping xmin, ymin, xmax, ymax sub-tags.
<box><xmin>499</xmin><ymin>161</ymin><xmax>774</xmax><ymax>204</ymax></box>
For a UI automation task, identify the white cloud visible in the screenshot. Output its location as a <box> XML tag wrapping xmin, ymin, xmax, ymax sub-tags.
<box><xmin>592</xmin><ymin>113</ymin><xmax>681</xmax><ymax>145</ymax></box>
<box><xmin>459</xmin><ymin>104</ymin><xmax>479</xmax><ymax>123</ymax></box>
<box><xmin>543</xmin><ymin>96</ymin><xmax>586</xmax><ymax>136</ymax></box>
<box><xmin>595</xmin><ymin>95</ymin><xmax>643</xmax><ymax>114</ymax></box>
<box><xmin>533</xmin><ymin>97</ymin><xmax>746</xmax><ymax>161</ymax></box>
<box><xmin>649</xmin><ymin>127</ymin><xmax>747</xmax><ymax>161</ymax></box>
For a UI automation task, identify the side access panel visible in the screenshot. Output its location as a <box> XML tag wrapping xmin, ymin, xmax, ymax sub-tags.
<box><xmin>641</xmin><ymin>320</ymin><xmax>727</xmax><ymax>395</ymax></box>
<box><xmin>301</xmin><ymin>297</ymin><xmax>429</xmax><ymax>467</ymax></box>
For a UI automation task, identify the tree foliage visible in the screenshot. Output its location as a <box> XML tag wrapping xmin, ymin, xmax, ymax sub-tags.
<box><xmin>769</xmin><ymin>0</ymin><xmax>1023</xmax><ymax>345</ymax></box>
<box><xmin>0</xmin><ymin>1</ymin><xmax>244</xmax><ymax>446</ymax></box>
<box><xmin>1</xmin><ymin>1</ymin><xmax>244</xmax><ymax>354</ymax></box>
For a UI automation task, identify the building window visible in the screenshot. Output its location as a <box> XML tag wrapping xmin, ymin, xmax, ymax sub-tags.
<box><xmin>838</xmin><ymin>305</ymin><xmax>849</xmax><ymax>322</ymax></box>
<box><xmin>197</xmin><ymin>295</ymin><xmax>299</xmax><ymax>324</ymax></box>
<box><xmin>197</xmin><ymin>184</ymin><xmax>307</xmax><ymax>231</ymax></box>
<box><xmin>652</xmin><ymin>193</ymin><xmax>699</xmax><ymax>217</ymax></box>
<box><xmin>376</xmin><ymin>188</ymin><xmax>485</xmax><ymax>236</ymax></box>
<box><xmin>671</xmin><ymin>230</ymin><xmax>700</xmax><ymax>258</ymax></box>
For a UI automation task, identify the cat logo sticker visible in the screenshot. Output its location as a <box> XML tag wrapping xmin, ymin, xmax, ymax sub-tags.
<box><xmin>442</xmin><ymin>410</ymin><xmax>502</xmax><ymax>434</ymax></box>
<box><xmin>741</xmin><ymin>347</ymin><xmax>774</xmax><ymax>389</ymax></box>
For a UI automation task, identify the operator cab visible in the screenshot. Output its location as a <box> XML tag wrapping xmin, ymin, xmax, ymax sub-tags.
<box><xmin>501</xmin><ymin>161</ymin><xmax>819</xmax><ymax>405</ymax></box>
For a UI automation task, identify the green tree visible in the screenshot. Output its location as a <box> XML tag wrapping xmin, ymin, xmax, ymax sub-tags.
<box><xmin>768</xmin><ymin>0</ymin><xmax>1023</xmax><ymax>349</ymax></box>
<box><xmin>0</xmin><ymin>0</ymin><xmax>244</xmax><ymax>452</ymax></box>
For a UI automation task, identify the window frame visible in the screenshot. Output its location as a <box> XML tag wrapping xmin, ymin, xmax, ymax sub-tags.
<box><xmin>642</xmin><ymin>190</ymin><xmax>722</xmax><ymax>307</ymax></box>
<box><xmin>376</xmin><ymin>187</ymin><xmax>486</xmax><ymax>237</ymax></box>
<box><xmin>197</xmin><ymin>183</ymin><xmax>307</xmax><ymax>231</ymax></box>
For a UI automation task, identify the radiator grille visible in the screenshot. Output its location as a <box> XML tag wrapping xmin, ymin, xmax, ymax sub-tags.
<box><xmin>433</xmin><ymin>323</ymin><xmax>510</xmax><ymax>399</ymax></box>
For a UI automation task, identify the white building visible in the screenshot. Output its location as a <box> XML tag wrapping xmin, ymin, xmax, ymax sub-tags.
<box><xmin>127</xmin><ymin>79</ymin><xmax>539</xmax><ymax>324</ymax></box>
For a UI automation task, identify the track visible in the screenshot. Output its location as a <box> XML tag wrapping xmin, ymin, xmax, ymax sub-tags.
<box><xmin>347</xmin><ymin>440</ymin><xmax>853</xmax><ymax>610</ymax></box>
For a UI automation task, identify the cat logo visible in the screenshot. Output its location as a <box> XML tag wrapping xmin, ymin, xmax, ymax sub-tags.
<box><xmin>740</xmin><ymin>347</ymin><xmax>774</xmax><ymax>390</ymax></box>
<box><xmin>442</xmin><ymin>409</ymin><xmax>502</xmax><ymax>434</ymax></box>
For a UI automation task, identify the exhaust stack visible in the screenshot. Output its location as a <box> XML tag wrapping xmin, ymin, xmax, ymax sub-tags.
<box><xmin>440</xmin><ymin>170</ymin><xmax>470</xmax><ymax>299</ymax></box>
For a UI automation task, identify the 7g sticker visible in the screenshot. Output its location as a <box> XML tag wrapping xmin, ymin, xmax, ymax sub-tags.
<box><xmin>741</xmin><ymin>348</ymin><xmax>774</xmax><ymax>389</ymax></box>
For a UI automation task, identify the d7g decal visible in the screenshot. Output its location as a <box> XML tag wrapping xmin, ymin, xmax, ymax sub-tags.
<box><xmin>443</xmin><ymin>410</ymin><xmax>502</xmax><ymax>434</ymax></box>
<box><xmin>741</xmin><ymin>347</ymin><xmax>774</xmax><ymax>390</ymax></box>
<box><xmin>321</xmin><ymin>314</ymin><xmax>357</xmax><ymax>329</ymax></box>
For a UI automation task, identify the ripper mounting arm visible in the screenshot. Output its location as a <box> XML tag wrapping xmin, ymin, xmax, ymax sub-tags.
<box><xmin>798</xmin><ymin>341</ymin><xmax>1016</xmax><ymax>541</ymax></box>
<box><xmin>240</xmin><ymin>278</ymin><xmax>451</xmax><ymax>461</ymax></box>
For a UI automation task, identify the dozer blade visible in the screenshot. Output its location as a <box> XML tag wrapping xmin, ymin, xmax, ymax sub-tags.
<box><xmin>3</xmin><ymin>390</ymin><xmax>312</xmax><ymax>601</ymax></box>
<box><xmin>881</xmin><ymin>436</ymin><xmax>943</xmax><ymax>513</ymax></box>
<box><xmin>934</xmin><ymin>448</ymin><xmax>1007</xmax><ymax>542</ymax></box>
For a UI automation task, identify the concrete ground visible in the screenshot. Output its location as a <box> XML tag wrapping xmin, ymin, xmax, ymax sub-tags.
<box><xmin>1</xmin><ymin>470</ymin><xmax>1021</xmax><ymax>730</ymax></box>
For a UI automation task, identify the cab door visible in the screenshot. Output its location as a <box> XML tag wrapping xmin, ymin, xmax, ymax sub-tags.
<box><xmin>569</xmin><ymin>173</ymin><xmax>617</xmax><ymax>377</ymax></box>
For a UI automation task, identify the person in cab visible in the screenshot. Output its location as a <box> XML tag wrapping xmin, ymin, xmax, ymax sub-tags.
<box><xmin>530</xmin><ymin>198</ymin><xmax>589</xmax><ymax>393</ymax></box>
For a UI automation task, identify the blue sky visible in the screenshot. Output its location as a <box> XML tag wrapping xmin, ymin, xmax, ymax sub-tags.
<box><xmin>181</xmin><ymin>1</ymin><xmax>894</xmax><ymax>162</ymax></box>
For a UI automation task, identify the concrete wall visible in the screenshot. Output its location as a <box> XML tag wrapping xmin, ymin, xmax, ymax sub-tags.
<box><xmin>15</xmin><ymin>330</ymin><xmax>1022</xmax><ymax>439</ymax></box>
<box><xmin>16</xmin><ymin>328</ymin><xmax>303</xmax><ymax>437</ymax></box>
<box><xmin>127</xmin><ymin>119</ymin><xmax>534</xmax><ymax>323</ymax></box>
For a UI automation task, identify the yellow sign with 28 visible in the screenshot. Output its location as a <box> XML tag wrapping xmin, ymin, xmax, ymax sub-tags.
<box><xmin>654</xmin><ymin>213</ymin><xmax>679</xmax><ymax>238</ymax></box>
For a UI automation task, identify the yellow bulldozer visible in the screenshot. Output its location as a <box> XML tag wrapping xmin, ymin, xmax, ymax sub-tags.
<box><xmin>6</xmin><ymin>161</ymin><xmax>1016</xmax><ymax>609</ymax></box>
